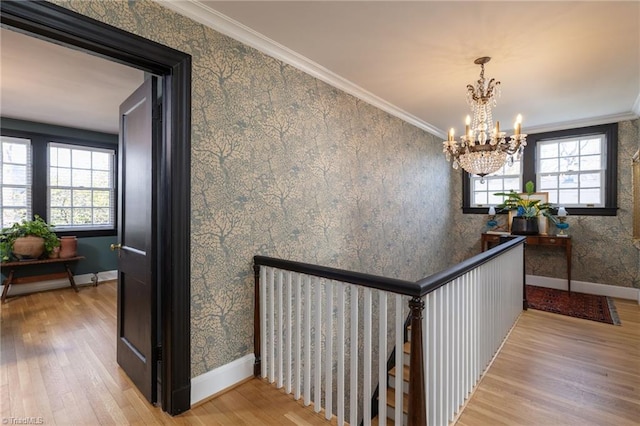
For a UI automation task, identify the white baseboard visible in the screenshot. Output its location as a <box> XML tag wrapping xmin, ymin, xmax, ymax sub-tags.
<box><xmin>527</xmin><ymin>274</ymin><xmax>640</xmax><ymax>303</ymax></box>
<box><xmin>191</xmin><ymin>354</ymin><xmax>255</xmax><ymax>406</ymax></box>
<box><xmin>1</xmin><ymin>270</ymin><xmax>118</xmax><ymax>297</ymax></box>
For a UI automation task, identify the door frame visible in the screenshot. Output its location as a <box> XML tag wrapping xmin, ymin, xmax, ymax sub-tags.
<box><xmin>0</xmin><ymin>1</ymin><xmax>192</xmax><ymax>415</ymax></box>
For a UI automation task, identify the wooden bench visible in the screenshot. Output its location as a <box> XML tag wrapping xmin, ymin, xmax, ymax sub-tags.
<box><xmin>1</xmin><ymin>256</ymin><xmax>85</xmax><ymax>303</ymax></box>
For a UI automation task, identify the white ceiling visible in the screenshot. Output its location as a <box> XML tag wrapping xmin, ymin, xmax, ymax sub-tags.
<box><xmin>0</xmin><ymin>28</ymin><xmax>143</xmax><ymax>134</ymax></box>
<box><xmin>1</xmin><ymin>1</ymin><xmax>638</xmax><ymax>138</ymax></box>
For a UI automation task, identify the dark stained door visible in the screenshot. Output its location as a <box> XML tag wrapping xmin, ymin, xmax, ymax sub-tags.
<box><xmin>116</xmin><ymin>77</ymin><xmax>158</xmax><ymax>403</ymax></box>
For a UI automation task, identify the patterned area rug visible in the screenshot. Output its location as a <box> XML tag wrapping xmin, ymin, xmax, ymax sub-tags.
<box><xmin>525</xmin><ymin>285</ymin><xmax>621</xmax><ymax>325</ymax></box>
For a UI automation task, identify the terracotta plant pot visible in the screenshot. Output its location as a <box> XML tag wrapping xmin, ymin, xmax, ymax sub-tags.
<box><xmin>12</xmin><ymin>235</ymin><xmax>45</xmax><ymax>260</ymax></box>
<box><xmin>49</xmin><ymin>246</ymin><xmax>61</xmax><ymax>259</ymax></box>
<box><xmin>59</xmin><ymin>236</ymin><xmax>78</xmax><ymax>258</ymax></box>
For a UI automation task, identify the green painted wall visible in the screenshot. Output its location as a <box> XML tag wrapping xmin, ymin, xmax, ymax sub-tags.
<box><xmin>1</xmin><ymin>119</ymin><xmax>119</xmax><ymax>278</ymax></box>
<box><xmin>75</xmin><ymin>235</ymin><xmax>118</xmax><ymax>274</ymax></box>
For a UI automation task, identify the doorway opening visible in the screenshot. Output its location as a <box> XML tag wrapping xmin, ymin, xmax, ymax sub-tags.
<box><xmin>1</xmin><ymin>1</ymin><xmax>192</xmax><ymax>415</ymax></box>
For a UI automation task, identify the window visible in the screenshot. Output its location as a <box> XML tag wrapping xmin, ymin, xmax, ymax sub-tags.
<box><xmin>537</xmin><ymin>136</ymin><xmax>605</xmax><ymax>207</ymax></box>
<box><xmin>463</xmin><ymin>123</ymin><xmax>618</xmax><ymax>215</ymax></box>
<box><xmin>48</xmin><ymin>143</ymin><xmax>115</xmax><ymax>230</ymax></box>
<box><xmin>469</xmin><ymin>160</ymin><xmax>522</xmax><ymax>207</ymax></box>
<box><xmin>0</xmin><ymin>124</ymin><xmax>117</xmax><ymax>236</ymax></box>
<box><xmin>1</xmin><ymin>136</ymin><xmax>32</xmax><ymax>228</ymax></box>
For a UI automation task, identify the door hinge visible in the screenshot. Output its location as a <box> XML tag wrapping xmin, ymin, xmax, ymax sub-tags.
<box><xmin>154</xmin><ymin>345</ymin><xmax>162</xmax><ymax>361</ymax></box>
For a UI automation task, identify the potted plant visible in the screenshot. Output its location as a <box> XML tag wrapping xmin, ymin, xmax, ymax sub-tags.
<box><xmin>0</xmin><ymin>215</ymin><xmax>60</xmax><ymax>261</ymax></box>
<box><xmin>495</xmin><ymin>181</ymin><xmax>556</xmax><ymax>235</ymax></box>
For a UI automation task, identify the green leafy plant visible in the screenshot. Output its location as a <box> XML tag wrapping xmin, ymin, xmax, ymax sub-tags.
<box><xmin>494</xmin><ymin>181</ymin><xmax>557</xmax><ymax>222</ymax></box>
<box><xmin>0</xmin><ymin>215</ymin><xmax>60</xmax><ymax>261</ymax></box>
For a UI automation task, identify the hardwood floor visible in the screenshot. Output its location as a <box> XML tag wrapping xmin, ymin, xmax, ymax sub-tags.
<box><xmin>2</xmin><ymin>282</ymin><xmax>638</xmax><ymax>425</ymax></box>
<box><xmin>0</xmin><ymin>282</ymin><xmax>336</xmax><ymax>425</ymax></box>
<box><xmin>456</xmin><ymin>298</ymin><xmax>640</xmax><ymax>426</ymax></box>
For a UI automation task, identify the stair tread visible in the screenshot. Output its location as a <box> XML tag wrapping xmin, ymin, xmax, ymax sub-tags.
<box><xmin>385</xmin><ymin>387</ymin><xmax>409</xmax><ymax>414</ymax></box>
<box><xmin>388</xmin><ymin>364</ymin><xmax>410</xmax><ymax>382</ymax></box>
<box><xmin>404</xmin><ymin>341</ymin><xmax>410</xmax><ymax>354</ymax></box>
<box><xmin>371</xmin><ymin>416</ymin><xmax>394</xmax><ymax>426</ymax></box>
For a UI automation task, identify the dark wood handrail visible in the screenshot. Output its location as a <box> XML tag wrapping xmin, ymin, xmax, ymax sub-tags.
<box><xmin>254</xmin><ymin>235</ymin><xmax>525</xmax><ymax>298</ymax></box>
<box><xmin>414</xmin><ymin>235</ymin><xmax>526</xmax><ymax>296</ymax></box>
<box><xmin>254</xmin><ymin>235</ymin><xmax>526</xmax><ymax>426</ymax></box>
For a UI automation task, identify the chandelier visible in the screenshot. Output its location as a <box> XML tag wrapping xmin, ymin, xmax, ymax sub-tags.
<box><xmin>442</xmin><ymin>57</ymin><xmax>526</xmax><ymax>182</ymax></box>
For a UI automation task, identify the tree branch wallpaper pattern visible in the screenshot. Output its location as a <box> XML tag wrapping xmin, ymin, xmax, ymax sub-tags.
<box><xmin>51</xmin><ymin>0</ymin><xmax>453</xmax><ymax>376</ymax></box>
<box><xmin>51</xmin><ymin>0</ymin><xmax>639</xmax><ymax>380</ymax></box>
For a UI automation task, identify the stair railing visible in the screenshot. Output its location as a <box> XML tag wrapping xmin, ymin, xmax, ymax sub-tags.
<box><xmin>254</xmin><ymin>235</ymin><xmax>526</xmax><ymax>426</ymax></box>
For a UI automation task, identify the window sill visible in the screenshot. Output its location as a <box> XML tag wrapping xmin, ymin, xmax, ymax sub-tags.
<box><xmin>463</xmin><ymin>207</ymin><xmax>618</xmax><ymax>216</ymax></box>
<box><xmin>55</xmin><ymin>228</ymin><xmax>117</xmax><ymax>238</ymax></box>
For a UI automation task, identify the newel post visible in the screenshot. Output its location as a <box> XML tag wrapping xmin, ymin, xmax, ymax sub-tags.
<box><xmin>407</xmin><ymin>296</ymin><xmax>427</xmax><ymax>426</ymax></box>
<box><xmin>253</xmin><ymin>263</ymin><xmax>261</xmax><ymax>377</ymax></box>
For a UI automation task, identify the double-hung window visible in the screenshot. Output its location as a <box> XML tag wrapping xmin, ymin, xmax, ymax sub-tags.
<box><xmin>469</xmin><ymin>160</ymin><xmax>522</xmax><ymax>207</ymax></box>
<box><xmin>0</xmin><ymin>126</ymin><xmax>117</xmax><ymax>235</ymax></box>
<box><xmin>463</xmin><ymin>123</ymin><xmax>618</xmax><ymax>215</ymax></box>
<box><xmin>537</xmin><ymin>136</ymin><xmax>605</xmax><ymax>207</ymax></box>
<box><xmin>48</xmin><ymin>143</ymin><xmax>115</xmax><ymax>230</ymax></box>
<box><xmin>1</xmin><ymin>136</ymin><xmax>32</xmax><ymax>228</ymax></box>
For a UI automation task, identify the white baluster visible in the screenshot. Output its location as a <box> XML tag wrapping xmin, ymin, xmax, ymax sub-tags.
<box><xmin>277</xmin><ymin>270</ymin><xmax>283</xmax><ymax>389</ymax></box>
<box><xmin>260</xmin><ymin>266</ymin><xmax>267</xmax><ymax>379</ymax></box>
<box><xmin>447</xmin><ymin>281</ymin><xmax>454</xmax><ymax>422</ymax></box>
<box><xmin>451</xmin><ymin>279</ymin><xmax>458</xmax><ymax>418</ymax></box>
<box><xmin>337</xmin><ymin>283</ymin><xmax>345</xmax><ymax>426</ymax></box>
<box><xmin>437</xmin><ymin>286</ymin><xmax>444</xmax><ymax>426</ymax></box>
<box><xmin>427</xmin><ymin>289</ymin><xmax>437</xmax><ymax>426</ymax></box>
<box><xmin>463</xmin><ymin>273</ymin><xmax>470</xmax><ymax>398</ymax></box>
<box><xmin>314</xmin><ymin>277</ymin><xmax>322</xmax><ymax>413</ymax></box>
<box><xmin>294</xmin><ymin>274</ymin><xmax>302</xmax><ymax>400</ymax></box>
<box><xmin>455</xmin><ymin>279</ymin><xmax>461</xmax><ymax>417</ymax></box>
<box><xmin>378</xmin><ymin>291</ymin><xmax>387</xmax><ymax>424</ymax></box>
<box><xmin>268</xmin><ymin>267</ymin><xmax>275</xmax><ymax>383</ymax></box>
<box><xmin>325</xmin><ymin>281</ymin><xmax>333</xmax><ymax>420</ymax></box>
<box><xmin>304</xmin><ymin>275</ymin><xmax>311</xmax><ymax>406</ymax></box>
<box><xmin>396</xmin><ymin>294</ymin><xmax>404</xmax><ymax>425</ymax></box>
<box><xmin>349</xmin><ymin>285</ymin><xmax>358</xmax><ymax>426</ymax></box>
<box><xmin>285</xmin><ymin>271</ymin><xmax>292</xmax><ymax>394</ymax></box>
<box><xmin>363</xmin><ymin>288</ymin><xmax>372</xmax><ymax>426</ymax></box>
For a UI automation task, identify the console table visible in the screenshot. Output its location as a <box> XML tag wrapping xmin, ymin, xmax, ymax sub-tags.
<box><xmin>481</xmin><ymin>233</ymin><xmax>572</xmax><ymax>293</ymax></box>
<box><xmin>1</xmin><ymin>256</ymin><xmax>85</xmax><ymax>303</ymax></box>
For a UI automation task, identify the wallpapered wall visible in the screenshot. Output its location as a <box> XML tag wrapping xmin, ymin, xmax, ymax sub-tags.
<box><xmin>449</xmin><ymin>119</ymin><xmax>640</xmax><ymax>289</ymax></box>
<box><xmin>52</xmin><ymin>0</ymin><xmax>454</xmax><ymax>376</ymax></box>
<box><xmin>51</xmin><ymin>1</ymin><xmax>638</xmax><ymax>380</ymax></box>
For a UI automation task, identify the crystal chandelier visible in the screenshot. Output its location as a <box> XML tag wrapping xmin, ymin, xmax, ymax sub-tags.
<box><xmin>442</xmin><ymin>57</ymin><xmax>526</xmax><ymax>182</ymax></box>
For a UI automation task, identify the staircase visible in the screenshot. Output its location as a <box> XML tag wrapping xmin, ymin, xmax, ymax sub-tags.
<box><xmin>374</xmin><ymin>336</ymin><xmax>411</xmax><ymax>425</ymax></box>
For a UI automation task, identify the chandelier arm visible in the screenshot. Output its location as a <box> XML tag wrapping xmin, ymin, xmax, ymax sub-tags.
<box><xmin>443</xmin><ymin>57</ymin><xmax>525</xmax><ymax>177</ymax></box>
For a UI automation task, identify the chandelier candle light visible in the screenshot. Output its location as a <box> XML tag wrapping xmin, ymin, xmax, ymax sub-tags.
<box><xmin>443</xmin><ymin>57</ymin><xmax>527</xmax><ymax>182</ymax></box>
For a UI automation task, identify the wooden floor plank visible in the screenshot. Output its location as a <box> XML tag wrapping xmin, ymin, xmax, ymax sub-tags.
<box><xmin>2</xmin><ymin>281</ymin><xmax>638</xmax><ymax>425</ymax></box>
<box><xmin>456</xmin><ymin>298</ymin><xmax>640</xmax><ymax>426</ymax></box>
<box><xmin>0</xmin><ymin>282</ymin><xmax>339</xmax><ymax>425</ymax></box>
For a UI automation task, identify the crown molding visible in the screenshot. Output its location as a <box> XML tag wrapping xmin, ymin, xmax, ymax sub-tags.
<box><xmin>160</xmin><ymin>0</ymin><xmax>445</xmax><ymax>138</ymax></box>
<box><xmin>633</xmin><ymin>92</ymin><xmax>640</xmax><ymax>117</ymax></box>
<box><xmin>524</xmin><ymin>112</ymin><xmax>639</xmax><ymax>135</ymax></box>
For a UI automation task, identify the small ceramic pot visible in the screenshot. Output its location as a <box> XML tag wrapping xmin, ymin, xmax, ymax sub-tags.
<box><xmin>59</xmin><ymin>236</ymin><xmax>78</xmax><ymax>258</ymax></box>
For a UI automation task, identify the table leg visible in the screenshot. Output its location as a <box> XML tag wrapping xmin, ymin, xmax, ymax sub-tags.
<box><xmin>567</xmin><ymin>240</ymin><xmax>572</xmax><ymax>294</ymax></box>
<box><xmin>65</xmin><ymin>263</ymin><xmax>79</xmax><ymax>293</ymax></box>
<box><xmin>1</xmin><ymin>269</ymin><xmax>15</xmax><ymax>303</ymax></box>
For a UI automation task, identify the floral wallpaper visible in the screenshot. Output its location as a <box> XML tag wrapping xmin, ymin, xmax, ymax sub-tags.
<box><xmin>51</xmin><ymin>0</ymin><xmax>453</xmax><ymax>376</ymax></box>
<box><xmin>449</xmin><ymin>119</ymin><xmax>640</xmax><ymax>290</ymax></box>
